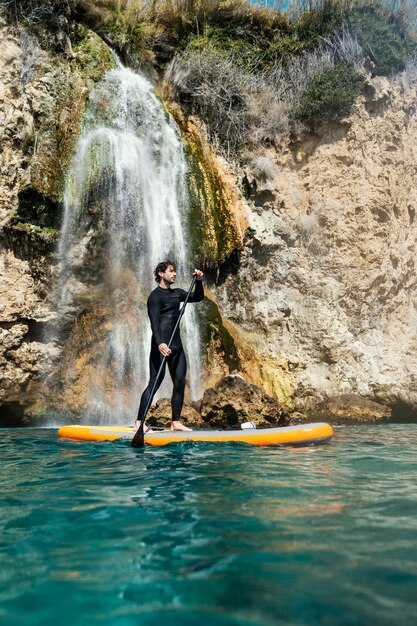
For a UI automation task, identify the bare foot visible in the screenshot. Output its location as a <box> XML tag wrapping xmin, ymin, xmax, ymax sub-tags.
<box><xmin>171</xmin><ymin>421</ymin><xmax>192</xmax><ymax>432</ymax></box>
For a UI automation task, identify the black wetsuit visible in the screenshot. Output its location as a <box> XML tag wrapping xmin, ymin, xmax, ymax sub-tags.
<box><xmin>136</xmin><ymin>281</ymin><xmax>204</xmax><ymax>424</ymax></box>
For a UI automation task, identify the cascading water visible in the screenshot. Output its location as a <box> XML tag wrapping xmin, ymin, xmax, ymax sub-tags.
<box><xmin>55</xmin><ymin>59</ymin><xmax>202</xmax><ymax>423</ymax></box>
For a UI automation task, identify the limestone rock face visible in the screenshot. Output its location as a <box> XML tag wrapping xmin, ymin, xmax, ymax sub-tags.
<box><xmin>200</xmin><ymin>375</ymin><xmax>290</xmax><ymax>428</ymax></box>
<box><xmin>213</xmin><ymin>73</ymin><xmax>417</xmax><ymax>418</ymax></box>
<box><xmin>0</xmin><ymin>249</ymin><xmax>53</xmax><ymax>409</ymax></box>
<box><xmin>0</xmin><ymin>20</ymin><xmax>114</xmax><ymax>422</ymax></box>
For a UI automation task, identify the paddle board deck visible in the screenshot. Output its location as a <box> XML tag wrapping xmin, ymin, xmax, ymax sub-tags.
<box><xmin>57</xmin><ymin>423</ymin><xmax>333</xmax><ymax>447</ymax></box>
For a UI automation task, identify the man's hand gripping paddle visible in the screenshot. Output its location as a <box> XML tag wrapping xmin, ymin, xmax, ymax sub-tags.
<box><xmin>131</xmin><ymin>275</ymin><xmax>197</xmax><ymax>448</ymax></box>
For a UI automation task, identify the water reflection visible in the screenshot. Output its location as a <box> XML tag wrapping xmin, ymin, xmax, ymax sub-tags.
<box><xmin>2</xmin><ymin>427</ymin><xmax>417</xmax><ymax>625</ymax></box>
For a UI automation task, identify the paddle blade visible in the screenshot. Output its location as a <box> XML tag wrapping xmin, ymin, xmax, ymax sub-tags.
<box><xmin>131</xmin><ymin>425</ymin><xmax>145</xmax><ymax>448</ymax></box>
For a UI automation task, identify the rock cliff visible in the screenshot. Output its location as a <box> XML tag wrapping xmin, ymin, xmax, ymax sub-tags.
<box><xmin>213</xmin><ymin>73</ymin><xmax>417</xmax><ymax>420</ymax></box>
<box><xmin>1</xmin><ymin>15</ymin><xmax>417</xmax><ymax>424</ymax></box>
<box><xmin>0</xmin><ymin>19</ymin><xmax>113</xmax><ymax>422</ymax></box>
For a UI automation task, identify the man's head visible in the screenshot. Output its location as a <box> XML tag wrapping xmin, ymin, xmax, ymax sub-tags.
<box><xmin>154</xmin><ymin>260</ymin><xmax>177</xmax><ymax>284</ymax></box>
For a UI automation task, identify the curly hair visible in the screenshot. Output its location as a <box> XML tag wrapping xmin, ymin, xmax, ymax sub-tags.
<box><xmin>154</xmin><ymin>260</ymin><xmax>177</xmax><ymax>283</ymax></box>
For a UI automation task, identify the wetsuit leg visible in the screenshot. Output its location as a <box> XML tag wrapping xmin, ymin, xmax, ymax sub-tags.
<box><xmin>136</xmin><ymin>341</ymin><xmax>166</xmax><ymax>423</ymax></box>
<box><xmin>167</xmin><ymin>348</ymin><xmax>187</xmax><ymax>421</ymax></box>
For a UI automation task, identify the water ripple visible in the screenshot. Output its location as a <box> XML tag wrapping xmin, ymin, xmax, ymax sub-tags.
<box><xmin>1</xmin><ymin>426</ymin><xmax>417</xmax><ymax>625</ymax></box>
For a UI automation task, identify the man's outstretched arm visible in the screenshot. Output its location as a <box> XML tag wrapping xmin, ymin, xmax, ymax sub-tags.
<box><xmin>182</xmin><ymin>269</ymin><xmax>204</xmax><ymax>302</ymax></box>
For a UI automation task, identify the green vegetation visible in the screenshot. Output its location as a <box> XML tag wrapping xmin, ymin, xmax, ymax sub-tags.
<box><xmin>160</xmin><ymin>0</ymin><xmax>416</xmax><ymax>143</ymax></box>
<box><xmin>294</xmin><ymin>1</ymin><xmax>345</xmax><ymax>46</ymax></box>
<box><xmin>2</xmin><ymin>0</ymin><xmax>416</xmax><ymax>142</ymax></box>
<box><xmin>81</xmin><ymin>0</ymin><xmax>157</xmax><ymax>66</ymax></box>
<box><xmin>347</xmin><ymin>1</ymin><xmax>416</xmax><ymax>75</ymax></box>
<box><xmin>293</xmin><ymin>63</ymin><xmax>364</xmax><ymax>129</ymax></box>
<box><xmin>12</xmin><ymin>222</ymin><xmax>59</xmax><ymax>242</ymax></box>
<box><xmin>72</xmin><ymin>27</ymin><xmax>114</xmax><ymax>81</ymax></box>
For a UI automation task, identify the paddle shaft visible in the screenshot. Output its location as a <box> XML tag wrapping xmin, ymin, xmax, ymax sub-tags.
<box><xmin>131</xmin><ymin>275</ymin><xmax>197</xmax><ymax>448</ymax></box>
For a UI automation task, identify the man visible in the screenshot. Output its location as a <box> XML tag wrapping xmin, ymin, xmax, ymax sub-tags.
<box><xmin>135</xmin><ymin>260</ymin><xmax>204</xmax><ymax>432</ymax></box>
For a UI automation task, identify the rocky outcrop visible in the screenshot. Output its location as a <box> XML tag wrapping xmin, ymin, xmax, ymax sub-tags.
<box><xmin>310</xmin><ymin>394</ymin><xmax>391</xmax><ymax>424</ymax></box>
<box><xmin>213</xmin><ymin>72</ymin><xmax>417</xmax><ymax>419</ymax></box>
<box><xmin>0</xmin><ymin>250</ymin><xmax>55</xmax><ymax>413</ymax></box>
<box><xmin>200</xmin><ymin>375</ymin><xmax>290</xmax><ymax>428</ymax></box>
<box><xmin>145</xmin><ymin>375</ymin><xmax>290</xmax><ymax>429</ymax></box>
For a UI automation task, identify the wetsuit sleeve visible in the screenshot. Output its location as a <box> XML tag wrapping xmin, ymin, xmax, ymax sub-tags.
<box><xmin>179</xmin><ymin>280</ymin><xmax>204</xmax><ymax>303</ymax></box>
<box><xmin>147</xmin><ymin>290</ymin><xmax>163</xmax><ymax>344</ymax></box>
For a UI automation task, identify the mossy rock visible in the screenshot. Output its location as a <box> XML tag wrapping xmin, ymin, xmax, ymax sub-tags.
<box><xmin>1</xmin><ymin>219</ymin><xmax>58</xmax><ymax>258</ymax></box>
<box><xmin>25</xmin><ymin>25</ymin><xmax>116</xmax><ymax>203</ymax></box>
<box><xmin>167</xmin><ymin>105</ymin><xmax>244</xmax><ymax>267</ymax></box>
<box><xmin>72</xmin><ymin>26</ymin><xmax>115</xmax><ymax>82</ymax></box>
<box><xmin>198</xmin><ymin>297</ymin><xmax>240</xmax><ymax>372</ymax></box>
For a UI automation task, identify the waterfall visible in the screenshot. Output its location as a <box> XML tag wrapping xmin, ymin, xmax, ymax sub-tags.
<box><xmin>55</xmin><ymin>60</ymin><xmax>202</xmax><ymax>423</ymax></box>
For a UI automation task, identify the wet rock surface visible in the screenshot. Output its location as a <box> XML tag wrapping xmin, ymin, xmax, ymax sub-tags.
<box><xmin>309</xmin><ymin>394</ymin><xmax>391</xmax><ymax>424</ymax></box>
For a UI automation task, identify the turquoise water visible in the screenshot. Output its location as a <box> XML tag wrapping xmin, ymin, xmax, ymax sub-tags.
<box><xmin>1</xmin><ymin>426</ymin><xmax>417</xmax><ymax>626</ymax></box>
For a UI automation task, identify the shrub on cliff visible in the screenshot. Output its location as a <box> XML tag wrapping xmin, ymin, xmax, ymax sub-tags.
<box><xmin>166</xmin><ymin>47</ymin><xmax>254</xmax><ymax>150</ymax></box>
<box><xmin>346</xmin><ymin>0</ymin><xmax>417</xmax><ymax>75</ymax></box>
<box><xmin>160</xmin><ymin>0</ymin><xmax>347</xmax><ymax>68</ymax></box>
<box><xmin>290</xmin><ymin>0</ymin><xmax>346</xmax><ymax>50</ymax></box>
<box><xmin>293</xmin><ymin>63</ymin><xmax>364</xmax><ymax>130</ymax></box>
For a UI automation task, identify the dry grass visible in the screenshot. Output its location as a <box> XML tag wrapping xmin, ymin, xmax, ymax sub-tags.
<box><xmin>401</xmin><ymin>54</ymin><xmax>417</xmax><ymax>90</ymax></box>
<box><xmin>250</xmin><ymin>155</ymin><xmax>276</xmax><ymax>181</ymax></box>
<box><xmin>166</xmin><ymin>47</ymin><xmax>254</xmax><ymax>151</ymax></box>
<box><xmin>166</xmin><ymin>27</ymin><xmax>363</xmax><ymax>151</ymax></box>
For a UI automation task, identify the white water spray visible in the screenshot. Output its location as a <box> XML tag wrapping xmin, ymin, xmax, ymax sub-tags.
<box><xmin>57</xmin><ymin>61</ymin><xmax>202</xmax><ymax>422</ymax></box>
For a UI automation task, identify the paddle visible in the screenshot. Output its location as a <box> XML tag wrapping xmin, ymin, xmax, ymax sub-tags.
<box><xmin>131</xmin><ymin>274</ymin><xmax>197</xmax><ymax>448</ymax></box>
